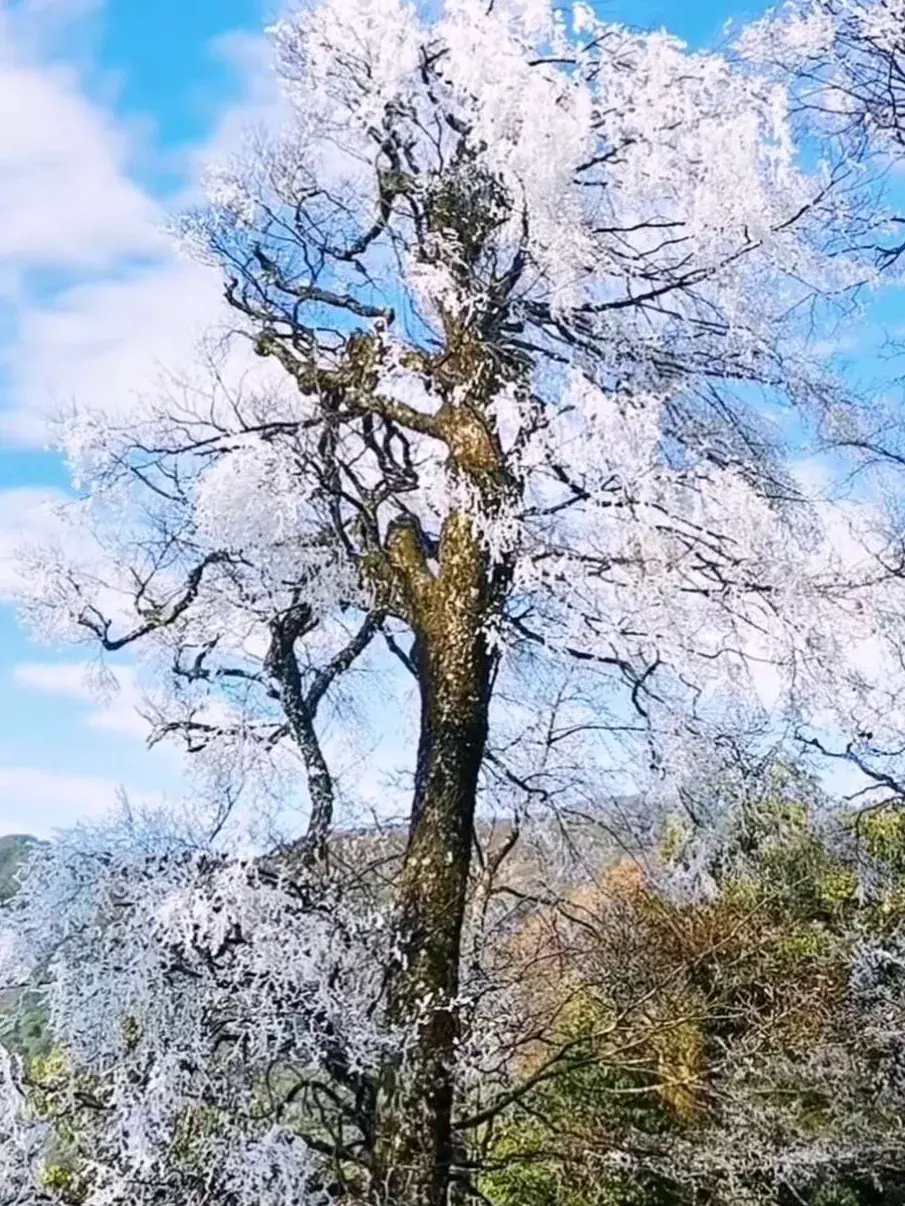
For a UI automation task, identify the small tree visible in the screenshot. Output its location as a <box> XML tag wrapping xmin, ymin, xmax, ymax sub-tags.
<box><xmin>7</xmin><ymin>0</ymin><xmax>905</xmax><ymax>1202</ymax></box>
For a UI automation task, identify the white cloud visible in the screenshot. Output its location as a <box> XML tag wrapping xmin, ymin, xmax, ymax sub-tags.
<box><xmin>0</xmin><ymin>10</ymin><xmax>160</xmax><ymax>281</ymax></box>
<box><xmin>12</xmin><ymin>660</ymin><xmax>150</xmax><ymax>738</ymax></box>
<box><xmin>3</xmin><ymin>0</ymin><xmax>105</xmax><ymax>46</ymax></box>
<box><xmin>0</xmin><ymin>4</ymin><xmax>278</xmax><ymax>448</ymax></box>
<box><xmin>0</xmin><ymin>3</ymin><xmax>286</xmax><ymax>839</ymax></box>
<box><xmin>0</xmin><ymin>764</ymin><xmax>156</xmax><ymax>837</ymax></box>
<box><xmin>0</xmin><ymin>0</ymin><xmax>175</xmax><ymax>446</ymax></box>
<box><xmin>0</xmin><ymin>258</ymin><xmax>227</xmax><ymax>445</ymax></box>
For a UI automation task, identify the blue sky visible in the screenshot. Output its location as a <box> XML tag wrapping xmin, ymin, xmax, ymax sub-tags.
<box><xmin>0</xmin><ymin>0</ymin><xmax>774</xmax><ymax>837</ymax></box>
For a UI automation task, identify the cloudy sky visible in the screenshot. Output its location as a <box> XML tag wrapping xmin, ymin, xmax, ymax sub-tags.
<box><xmin>0</xmin><ymin>0</ymin><xmax>771</xmax><ymax>837</ymax></box>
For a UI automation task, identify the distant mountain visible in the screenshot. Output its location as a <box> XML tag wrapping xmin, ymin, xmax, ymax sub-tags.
<box><xmin>0</xmin><ymin>834</ymin><xmax>40</xmax><ymax>902</ymax></box>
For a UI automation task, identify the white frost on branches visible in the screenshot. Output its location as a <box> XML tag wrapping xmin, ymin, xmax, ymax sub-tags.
<box><xmin>0</xmin><ymin>824</ymin><xmax>394</xmax><ymax>1205</ymax></box>
<box><xmin>7</xmin><ymin>0</ymin><xmax>905</xmax><ymax>1192</ymax></box>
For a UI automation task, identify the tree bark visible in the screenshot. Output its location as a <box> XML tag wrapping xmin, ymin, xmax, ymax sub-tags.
<box><xmin>372</xmin><ymin>513</ymin><xmax>497</xmax><ymax>1206</ymax></box>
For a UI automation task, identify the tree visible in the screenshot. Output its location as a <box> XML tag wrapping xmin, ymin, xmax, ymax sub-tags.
<box><xmin>479</xmin><ymin>765</ymin><xmax>905</xmax><ymax>1206</ymax></box>
<box><xmin>734</xmin><ymin>0</ymin><xmax>905</xmax><ymax>804</ymax></box>
<box><xmin>6</xmin><ymin>0</ymin><xmax>905</xmax><ymax>1202</ymax></box>
<box><xmin>0</xmin><ymin>825</ymin><xmax>400</xmax><ymax>1206</ymax></box>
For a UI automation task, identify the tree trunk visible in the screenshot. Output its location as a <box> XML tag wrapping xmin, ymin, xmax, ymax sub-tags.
<box><xmin>372</xmin><ymin>515</ymin><xmax>496</xmax><ymax>1206</ymax></box>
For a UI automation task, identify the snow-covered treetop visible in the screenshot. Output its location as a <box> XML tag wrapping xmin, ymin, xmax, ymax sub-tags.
<box><xmin>12</xmin><ymin>0</ymin><xmax>905</xmax><ymax>824</ymax></box>
<box><xmin>740</xmin><ymin>0</ymin><xmax>905</xmax><ymax>163</ymax></box>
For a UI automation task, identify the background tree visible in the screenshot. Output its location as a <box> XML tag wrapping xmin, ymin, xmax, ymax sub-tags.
<box><xmin>7</xmin><ymin>0</ymin><xmax>905</xmax><ymax>1202</ymax></box>
<box><xmin>475</xmin><ymin>763</ymin><xmax>905</xmax><ymax>1206</ymax></box>
<box><xmin>733</xmin><ymin>0</ymin><xmax>905</xmax><ymax>807</ymax></box>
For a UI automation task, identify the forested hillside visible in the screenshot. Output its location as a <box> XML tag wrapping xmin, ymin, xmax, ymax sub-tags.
<box><xmin>7</xmin><ymin>774</ymin><xmax>905</xmax><ymax>1204</ymax></box>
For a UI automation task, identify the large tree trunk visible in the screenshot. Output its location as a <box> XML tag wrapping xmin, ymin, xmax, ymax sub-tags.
<box><xmin>372</xmin><ymin>514</ymin><xmax>496</xmax><ymax>1206</ymax></box>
